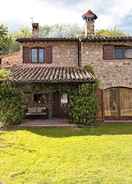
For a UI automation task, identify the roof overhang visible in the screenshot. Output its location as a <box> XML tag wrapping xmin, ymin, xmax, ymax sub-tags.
<box><xmin>80</xmin><ymin>36</ymin><xmax>132</xmax><ymax>42</ymax></box>
<box><xmin>16</xmin><ymin>36</ymin><xmax>132</xmax><ymax>43</ymax></box>
<box><xmin>10</xmin><ymin>64</ymin><xmax>95</xmax><ymax>84</ymax></box>
<box><xmin>16</xmin><ymin>37</ymin><xmax>79</xmax><ymax>43</ymax></box>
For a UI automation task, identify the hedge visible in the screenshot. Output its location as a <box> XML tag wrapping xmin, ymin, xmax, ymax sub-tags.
<box><xmin>0</xmin><ymin>82</ymin><xmax>25</xmax><ymax>127</ymax></box>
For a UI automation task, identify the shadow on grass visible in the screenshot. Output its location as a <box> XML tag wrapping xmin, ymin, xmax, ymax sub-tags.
<box><xmin>19</xmin><ymin>123</ymin><xmax>132</xmax><ymax>138</ymax></box>
<box><xmin>2</xmin><ymin>123</ymin><xmax>132</xmax><ymax>138</ymax></box>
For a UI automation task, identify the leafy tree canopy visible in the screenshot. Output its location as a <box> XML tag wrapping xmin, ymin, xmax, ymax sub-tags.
<box><xmin>0</xmin><ymin>23</ymin><xmax>129</xmax><ymax>54</ymax></box>
<box><xmin>8</xmin><ymin>26</ymin><xmax>31</xmax><ymax>53</ymax></box>
<box><xmin>0</xmin><ymin>24</ymin><xmax>10</xmax><ymax>54</ymax></box>
<box><xmin>39</xmin><ymin>24</ymin><xmax>82</xmax><ymax>38</ymax></box>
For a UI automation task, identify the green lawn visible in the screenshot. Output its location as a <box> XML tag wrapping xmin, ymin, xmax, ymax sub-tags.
<box><xmin>1</xmin><ymin>124</ymin><xmax>132</xmax><ymax>184</ymax></box>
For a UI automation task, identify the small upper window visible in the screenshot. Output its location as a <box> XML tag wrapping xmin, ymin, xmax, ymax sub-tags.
<box><xmin>103</xmin><ymin>45</ymin><xmax>132</xmax><ymax>60</ymax></box>
<box><xmin>115</xmin><ymin>47</ymin><xmax>132</xmax><ymax>59</ymax></box>
<box><xmin>31</xmin><ymin>48</ymin><xmax>45</xmax><ymax>63</ymax></box>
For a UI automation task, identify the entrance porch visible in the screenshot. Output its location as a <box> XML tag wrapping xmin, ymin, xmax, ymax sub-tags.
<box><xmin>25</xmin><ymin>91</ymin><xmax>69</xmax><ymax>119</ymax></box>
<box><xmin>11</xmin><ymin>64</ymin><xmax>94</xmax><ymax>121</ymax></box>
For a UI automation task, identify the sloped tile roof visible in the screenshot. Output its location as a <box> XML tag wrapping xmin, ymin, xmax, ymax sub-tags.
<box><xmin>16</xmin><ymin>36</ymin><xmax>132</xmax><ymax>43</ymax></box>
<box><xmin>80</xmin><ymin>36</ymin><xmax>132</xmax><ymax>42</ymax></box>
<box><xmin>16</xmin><ymin>37</ymin><xmax>78</xmax><ymax>43</ymax></box>
<box><xmin>10</xmin><ymin>64</ymin><xmax>95</xmax><ymax>83</ymax></box>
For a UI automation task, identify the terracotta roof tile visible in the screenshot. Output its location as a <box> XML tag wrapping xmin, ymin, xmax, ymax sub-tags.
<box><xmin>82</xmin><ymin>10</ymin><xmax>97</xmax><ymax>20</ymax></box>
<box><xmin>10</xmin><ymin>64</ymin><xmax>94</xmax><ymax>83</ymax></box>
<box><xmin>16</xmin><ymin>36</ymin><xmax>132</xmax><ymax>43</ymax></box>
<box><xmin>80</xmin><ymin>35</ymin><xmax>132</xmax><ymax>42</ymax></box>
<box><xmin>16</xmin><ymin>37</ymin><xmax>78</xmax><ymax>43</ymax></box>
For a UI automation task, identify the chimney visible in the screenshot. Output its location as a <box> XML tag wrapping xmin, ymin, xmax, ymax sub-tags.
<box><xmin>82</xmin><ymin>10</ymin><xmax>97</xmax><ymax>36</ymax></box>
<box><xmin>32</xmin><ymin>23</ymin><xmax>39</xmax><ymax>37</ymax></box>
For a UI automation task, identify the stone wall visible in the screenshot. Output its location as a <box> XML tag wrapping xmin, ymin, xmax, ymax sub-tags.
<box><xmin>2</xmin><ymin>40</ymin><xmax>132</xmax><ymax>90</ymax></box>
<box><xmin>81</xmin><ymin>42</ymin><xmax>132</xmax><ymax>89</ymax></box>
<box><xmin>22</xmin><ymin>41</ymin><xmax>78</xmax><ymax>66</ymax></box>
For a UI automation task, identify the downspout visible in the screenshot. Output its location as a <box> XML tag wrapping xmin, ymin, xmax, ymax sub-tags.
<box><xmin>78</xmin><ymin>38</ymin><xmax>81</xmax><ymax>67</ymax></box>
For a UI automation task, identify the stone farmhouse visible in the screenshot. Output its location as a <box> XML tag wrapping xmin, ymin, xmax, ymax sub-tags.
<box><xmin>1</xmin><ymin>10</ymin><xmax>132</xmax><ymax>121</ymax></box>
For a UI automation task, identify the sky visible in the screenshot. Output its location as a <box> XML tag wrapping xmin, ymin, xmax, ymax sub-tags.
<box><xmin>1</xmin><ymin>0</ymin><xmax>132</xmax><ymax>33</ymax></box>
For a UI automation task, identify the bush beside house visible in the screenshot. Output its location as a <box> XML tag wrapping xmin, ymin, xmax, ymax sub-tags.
<box><xmin>0</xmin><ymin>69</ymin><xmax>10</xmax><ymax>80</ymax></box>
<box><xmin>0</xmin><ymin>82</ymin><xmax>25</xmax><ymax>127</ymax></box>
<box><xmin>69</xmin><ymin>83</ymin><xmax>98</xmax><ymax>126</ymax></box>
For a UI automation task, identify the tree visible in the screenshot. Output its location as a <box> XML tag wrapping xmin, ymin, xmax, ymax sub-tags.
<box><xmin>8</xmin><ymin>26</ymin><xmax>31</xmax><ymax>53</ymax></box>
<box><xmin>39</xmin><ymin>24</ymin><xmax>82</xmax><ymax>37</ymax></box>
<box><xmin>0</xmin><ymin>24</ymin><xmax>10</xmax><ymax>54</ymax></box>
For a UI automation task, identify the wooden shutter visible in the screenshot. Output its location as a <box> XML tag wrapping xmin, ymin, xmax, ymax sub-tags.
<box><xmin>45</xmin><ymin>46</ymin><xmax>52</xmax><ymax>64</ymax></box>
<box><xmin>23</xmin><ymin>47</ymin><xmax>31</xmax><ymax>63</ymax></box>
<box><xmin>103</xmin><ymin>45</ymin><xmax>114</xmax><ymax>60</ymax></box>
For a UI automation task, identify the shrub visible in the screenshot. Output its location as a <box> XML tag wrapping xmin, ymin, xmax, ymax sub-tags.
<box><xmin>0</xmin><ymin>82</ymin><xmax>25</xmax><ymax>127</ymax></box>
<box><xmin>69</xmin><ymin>83</ymin><xmax>98</xmax><ymax>126</ymax></box>
<box><xmin>84</xmin><ymin>65</ymin><xmax>95</xmax><ymax>76</ymax></box>
<box><xmin>0</xmin><ymin>69</ymin><xmax>10</xmax><ymax>80</ymax></box>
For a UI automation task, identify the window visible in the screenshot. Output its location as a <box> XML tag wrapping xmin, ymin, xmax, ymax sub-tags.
<box><xmin>39</xmin><ymin>48</ymin><xmax>45</xmax><ymax>63</ymax></box>
<box><xmin>115</xmin><ymin>48</ymin><xmax>132</xmax><ymax>59</ymax></box>
<box><xmin>115</xmin><ymin>48</ymin><xmax>125</xmax><ymax>59</ymax></box>
<box><xmin>32</xmin><ymin>49</ymin><xmax>37</xmax><ymax>63</ymax></box>
<box><xmin>61</xmin><ymin>94</ymin><xmax>68</xmax><ymax>105</ymax></box>
<box><xmin>103</xmin><ymin>45</ymin><xmax>132</xmax><ymax>60</ymax></box>
<box><xmin>60</xmin><ymin>93</ymin><xmax>68</xmax><ymax>117</ymax></box>
<box><xmin>31</xmin><ymin>48</ymin><xmax>45</xmax><ymax>63</ymax></box>
<box><xmin>23</xmin><ymin>47</ymin><xmax>52</xmax><ymax>64</ymax></box>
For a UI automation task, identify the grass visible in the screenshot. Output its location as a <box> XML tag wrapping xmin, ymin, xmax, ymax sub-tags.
<box><xmin>1</xmin><ymin>124</ymin><xmax>132</xmax><ymax>183</ymax></box>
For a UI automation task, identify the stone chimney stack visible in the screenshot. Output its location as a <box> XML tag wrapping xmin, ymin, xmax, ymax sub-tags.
<box><xmin>82</xmin><ymin>10</ymin><xmax>97</xmax><ymax>36</ymax></box>
<box><xmin>32</xmin><ymin>23</ymin><xmax>39</xmax><ymax>37</ymax></box>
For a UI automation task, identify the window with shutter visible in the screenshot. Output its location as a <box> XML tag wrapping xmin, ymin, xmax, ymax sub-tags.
<box><xmin>103</xmin><ymin>45</ymin><xmax>114</xmax><ymax>60</ymax></box>
<box><xmin>23</xmin><ymin>47</ymin><xmax>52</xmax><ymax>64</ymax></box>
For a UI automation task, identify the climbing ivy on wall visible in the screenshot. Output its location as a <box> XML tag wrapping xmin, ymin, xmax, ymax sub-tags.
<box><xmin>69</xmin><ymin>83</ymin><xmax>98</xmax><ymax>126</ymax></box>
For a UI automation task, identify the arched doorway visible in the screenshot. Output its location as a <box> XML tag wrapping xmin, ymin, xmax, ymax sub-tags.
<box><xmin>103</xmin><ymin>87</ymin><xmax>132</xmax><ymax>120</ymax></box>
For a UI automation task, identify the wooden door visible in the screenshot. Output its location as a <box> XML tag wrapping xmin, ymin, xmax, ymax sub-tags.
<box><xmin>103</xmin><ymin>88</ymin><xmax>120</xmax><ymax>120</ymax></box>
<box><xmin>103</xmin><ymin>87</ymin><xmax>132</xmax><ymax>120</ymax></box>
<box><xmin>53</xmin><ymin>93</ymin><xmax>69</xmax><ymax>118</ymax></box>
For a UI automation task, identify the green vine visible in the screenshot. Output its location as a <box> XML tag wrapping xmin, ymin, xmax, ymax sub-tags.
<box><xmin>0</xmin><ymin>81</ymin><xmax>25</xmax><ymax>127</ymax></box>
<box><xmin>69</xmin><ymin>83</ymin><xmax>98</xmax><ymax>126</ymax></box>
